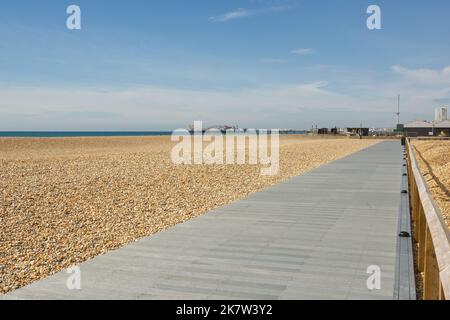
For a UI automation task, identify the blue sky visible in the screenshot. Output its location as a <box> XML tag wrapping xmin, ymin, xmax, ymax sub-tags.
<box><xmin>1</xmin><ymin>0</ymin><xmax>450</xmax><ymax>130</ymax></box>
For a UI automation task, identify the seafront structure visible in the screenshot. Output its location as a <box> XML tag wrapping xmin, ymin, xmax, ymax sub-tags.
<box><xmin>404</xmin><ymin>120</ymin><xmax>450</xmax><ymax>137</ymax></box>
<box><xmin>404</xmin><ymin>107</ymin><xmax>450</xmax><ymax>137</ymax></box>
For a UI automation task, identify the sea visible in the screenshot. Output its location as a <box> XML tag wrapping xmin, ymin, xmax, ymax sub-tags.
<box><xmin>0</xmin><ymin>131</ymin><xmax>173</xmax><ymax>138</ymax></box>
<box><xmin>0</xmin><ymin>131</ymin><xmax>307</xmax><ymax>138</ymax></box>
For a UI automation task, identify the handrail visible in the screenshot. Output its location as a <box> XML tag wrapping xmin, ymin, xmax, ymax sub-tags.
<box><xmin>406</xmin><ymin>138</ymin><xmax>450</xmax><ymax>300</ymax></box>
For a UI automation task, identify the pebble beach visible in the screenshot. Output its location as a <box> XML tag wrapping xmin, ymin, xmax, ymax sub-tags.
<box><xmin>412</xmin><ymin>140</ymin><xmax>450</xmax><ymax>228</ymax></box>
<box><xmin>0</xmin><ymin>135</ymin><xmax>380</xmax><ymax>294</ymax></box>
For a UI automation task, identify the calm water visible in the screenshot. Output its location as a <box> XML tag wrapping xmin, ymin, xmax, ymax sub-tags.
<box><xmin>0</xmin><ymin>131</ymin><xmax>173</xmax><ymax>138</ymax></box>
<box><xmin>0</xmin><ymin>131</ymin><xmax>307</xmax><ymax>138</ymax></box>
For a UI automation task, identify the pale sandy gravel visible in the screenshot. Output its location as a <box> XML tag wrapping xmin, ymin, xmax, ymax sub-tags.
<box><xmin>412</xmin><ymin>140</ymin><xmax>450</xmax><ymax>229</ymax></box>
<box><xmin>0</xmin><ymin>135</ymin><xmax>380</xmax><ymax>293</ymax></box>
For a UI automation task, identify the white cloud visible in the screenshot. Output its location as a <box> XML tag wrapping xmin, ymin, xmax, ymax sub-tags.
<box><xmin>392</xmin><ymin>65</ymin><xmax>450</xmax><ymax>86</ymax></box>
<box><xmin>0</xmin><ymin>82</ymin><xmax>372</xmax><ymax>130</ymax></box>
<box><xmin>209</xmin><ymin>8</ymin><xmax>250</xmax><ymax>22</ymax></box>
<box><xmin>342</xmin><ymin>65</ymin><xmax>450</xmax><ymax>123</ymax></box>
<box><xmin>209</xmin><ymin>6</ymin><xmax>288</xmax><ymax>22</ymax></box>
<box><xmin>2</xmin><ymin>66</ymin><xmax>450</xmax><ymax>130</ymax></box>
<box><xmin>291</xmin><ymin>48</ymin><xmax>314</xmax><ymax>56</ymax></box>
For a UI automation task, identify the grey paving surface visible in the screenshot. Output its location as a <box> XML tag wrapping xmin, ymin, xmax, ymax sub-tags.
<box><xmin>2</xmin><ymin>141</ymin><xmax>408</xmax><ymax>300</ymax></box>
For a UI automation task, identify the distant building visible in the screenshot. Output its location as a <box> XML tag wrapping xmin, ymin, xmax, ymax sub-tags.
<box><xmin>435</xmin><ymin>107</ymin><xmax>448</xmax><ymax>122</ymax></box>
<box><xmin>396</xmin><ymin>124</ymin><xmax>404</xmax><ymax>132</ymax></box>
<box><xmin>435</xmin><ymin>120</ymin><xmax>450</xmax><ymax>136</ymax></box>
<box><xmin>345</xmin><ymin>127</ymin><xmax>369</xmax><ymax>136</ymax></box>
<box><xmin>404</xmin><ymin>120</ymin><xmax>450</xmax><ymax>137</ymax></box>
<box><xmin>371</xmin><ymin>127</ymin><xmax>395</xmax><ymax>136</ymax></box>
<box><xmin>404</xmin><ymin>120</ymin><xmax>433</xmax><ymax>137</ymax></box>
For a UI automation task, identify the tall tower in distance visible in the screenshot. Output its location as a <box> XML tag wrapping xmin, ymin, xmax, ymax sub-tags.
<box><xmin>435</xmin><ymin>107</ymin><xmax>448</xmax><ymax>122</ymax></box>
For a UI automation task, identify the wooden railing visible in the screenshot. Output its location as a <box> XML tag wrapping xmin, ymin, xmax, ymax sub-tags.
<box><xmin>406</xmin><ymin>138</ymin><xmax>450</xmax><ymax>300</ymax></box>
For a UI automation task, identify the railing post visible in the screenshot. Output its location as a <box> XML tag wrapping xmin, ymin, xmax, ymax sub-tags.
<box><xmin>423</xmin><ymin>226</ymin><xmax>440</xmax><ymax>300</ymax></box>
